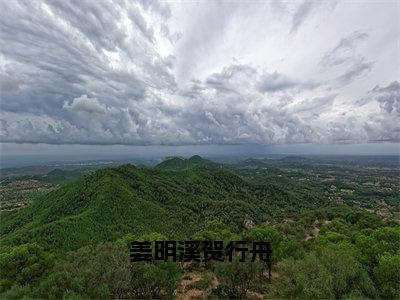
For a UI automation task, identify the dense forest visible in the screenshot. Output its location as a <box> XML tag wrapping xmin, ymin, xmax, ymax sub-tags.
<box><xmin>0</xmin><ymin>156</ymin><xmax>399</xmax><ymax>299</ymax></box>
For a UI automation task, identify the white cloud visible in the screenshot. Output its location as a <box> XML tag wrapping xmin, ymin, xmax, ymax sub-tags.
<box><xmin>63</xmin><ymin>95</ymin><xmax>107</xmax><ymax>114</ymax></box>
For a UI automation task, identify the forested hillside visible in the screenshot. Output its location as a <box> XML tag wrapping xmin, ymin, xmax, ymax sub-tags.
<box><xmin>0</xmin><ymin>163</ymin><xmax>321</xmax><ymax>254</ymax></box>
<box><xmin>0</xmin><ymin>157</ymin><xmax>398</xmax><ymax>299</ymax></box>
<box><xmin>155</xmin><ymin>155</ymin><xmax>220</xmax><ymax>170</ymax></box>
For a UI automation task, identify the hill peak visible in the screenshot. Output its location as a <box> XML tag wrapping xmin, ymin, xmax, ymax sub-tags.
<box><xmin>164</xmin><ymin>156</ymin><xmax>185</xmax><ymax>161</ymax></box>
<box><xmin>188</xmin><ymin>155</ymin><xmax>203</xmax><ymax>162</ymax></box>
<box><xmin>155</xmin><ymin>155</ymin><xmax>217</xmax><ymax>170</ymax></box>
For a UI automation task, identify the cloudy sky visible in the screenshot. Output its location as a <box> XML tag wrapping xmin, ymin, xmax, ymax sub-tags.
<box><xmin>0</xmin><ymin>0</ymin><xmax>399</xmax><ymax>161</ymax></box>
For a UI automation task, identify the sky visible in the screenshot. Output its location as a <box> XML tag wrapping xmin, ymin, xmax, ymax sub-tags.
<box><xmin>0</xmin><ymin>0</ymin><xmax>399</xmax><ymax>164</ymax></box>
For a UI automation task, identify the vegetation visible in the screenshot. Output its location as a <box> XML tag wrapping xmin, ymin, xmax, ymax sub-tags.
<box><xmin>0</xmin><ymin>155</ymin><xmax>398</xmax><ymax>299</ymax></box>
<box><xmin>0</xmin><ymin>243</ymin><xmax>54</xmax><ymax>292</ymax></box>
<box><xmin>155</xmin><ymin>155</ymin><xmax>220</xmax><ymax>170</ymax></box>
<box><xmin>213</xmin><ymin>258</ymin><xmax>264</xmax><ymax>298</ymax></box>
<box><xmin>1</xmin><ymin>243</ymin><xmax>181</xmax><ymax>299</ymax></box>
<box><xmin>0</xmin><ymin>163</ymin><xmax>317</xmax><ymax>254</ymax></box>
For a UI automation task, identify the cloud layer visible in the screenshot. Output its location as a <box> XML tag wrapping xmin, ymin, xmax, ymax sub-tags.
<box><xmin>0</xmin><ymin>0</ymin><xmax>399</xmax><ymax>145</ymax></box>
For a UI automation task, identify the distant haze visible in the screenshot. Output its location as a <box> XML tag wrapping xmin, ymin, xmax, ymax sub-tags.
<box><xmin>1</xmin><ymin>142</ymin><xmax>399</xmax><ymax>169</ymax></box>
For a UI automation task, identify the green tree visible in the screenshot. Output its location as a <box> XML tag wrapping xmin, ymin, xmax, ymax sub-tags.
<box><xmin>320</xmin><ymin>218</ymin><xmax>351</xmax><ymax>235</ymax></box>
<box><xmin>116</xmin><ymin>232</ymin><xmax>167</xmax><ymax>248</ymax></box>
<box><xmin>35</xmin><ymin>242</ymin><xmax>181</xmax><ymax>299</ymax></box>
<box><xmin>318</xmin><ymin>248</ymin><xmax>376</xmax><ymax>298</ymax></box>
<box><xmin>312</xmin><ymin>231</ymin><xmax>351</xmax><ymax>252</ymax></box>
<box><xmin>213</xmin><ymin>257</ymin><xmax>264</xmax><ymax>298</ymax></box>
<box><xmin>345</xmin><ymin>211</ymin><xmax>383</xmax><ymax>229</ymax></box>
<box><xmin>192</xmin><ymin>220</ymin><xmax>240</xmax><ymax>241</ymax></box>
<box><xmin>0</xmin><ymin>284</ymin><xmax>32</xmax><ymax>300</ymax></box>
<box><xmin>270</xmin><ymin>253</ymin><xmax>334</xmax><ymax>299</ymax></box>
<box><xmin>130</xmin><ymin>261</ymin><xmax>181</xmax><ymax>299</ymax></box>
<box><xmin>247</xmin><ymin>226</ymin><xmax>285</xmax><ymax>262</ymax></box>
<box><xmin>270</xmin><ymin>249</ymin><xmax>376</xmax><ymax>299</ymax></box>
<box><xmin>0</xmin><ymin>243</ymin><xmax>54</xmax><ymax>292</ymax></box>
<box><xmin>373</xmin><ymin>253</ymin><xmax>400</xmax><ymax>299</ymax></box>
<box><xmin>35</xmin><ymin>243</ymin><xmax>130</xmax><ymax>299</ymax></box>
<box><xmin>353</xmin><ymin>226</ymin><xmax>400</xmax><ymax>267</ymax></box>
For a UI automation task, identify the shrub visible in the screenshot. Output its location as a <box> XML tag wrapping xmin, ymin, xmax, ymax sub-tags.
<box><xmin>0</xmin><ymin>284</ymin><xmax>32</xmax><ymax>300</ymax></box>
<box><xmin>186</xmin><ymin>271</ymin><xmax>214</xmax><ymax>290</ymax></box>
<box><xmin>213</xmin><ymin>257</ymin><xmax>264</xmax><ymax>298</ymax></box>
<box><xmin>130</xmin><ymin>261</ymin><xmax>181</xmax><ymax>299</ymax></box>
<box><xmin>270</xmin><ymin>253</ymin><xmax>334</xmax><ymax>299</ymax></box>
<box><xmin>0</xmin><ymin>243</ymin><xmax>54</xmax><ymax>292</ymax></box>
<box><xmin>270</xmin><ymin>249</ymin><xmax>376</xmax><ymax>299</ymax></box>
<box><xmin>373</xmin><ymin>253</ymin><xmax>400</xmax><ymax>299</ymax></box>
<box><xmin>35</xmin><ymin>243</ymin><xmax>130</xmax><ymax>299</ymax></box>
<box><xmin>247</xmin><ymin>226</ymin><xmax>285</xmax><ymax>262</ymax></box>
<box><xmin>35</xmin><ymin>242</ymin><xmax>181</xmax><ymax>299</ymax></box>
<box><xmin>320</xmin><ymin>218</ymin><xmax>351</xmax><ymax>235</ymax></box>
<box><xmin>192</xmin><ymin>220</ymin><xmax>240</xmax><ymax>241</ymax></box>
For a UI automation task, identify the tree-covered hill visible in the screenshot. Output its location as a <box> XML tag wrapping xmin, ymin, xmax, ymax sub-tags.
<box><xmin>1</xmin><ymin>158</ymin><xmax>398</xmax><ymax>299</ymax></box>
<box><xmin>0</xmin><ymin>163</ymin><xmax>317</xmax><ymax>254</ymax></box>
<box><xmin>155</xmin><ymin>155</ymin><xmax>220</xmax><ymax>170</ymax></box>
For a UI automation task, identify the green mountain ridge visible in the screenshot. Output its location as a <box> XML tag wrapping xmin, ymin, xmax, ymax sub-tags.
<box><xmin>1</xmin><ymin>157</ymin><xmax>399</xmax><ymax>299</ymax></box>
<box><xmin>0</xmin><ymin>161</ymin><xmax>329</xmax><ymax>254</ymax></box>
<box><xmin>155</xmin><ymin>155</ymin><xmax>220</xmax><ymax>170</ymax></box>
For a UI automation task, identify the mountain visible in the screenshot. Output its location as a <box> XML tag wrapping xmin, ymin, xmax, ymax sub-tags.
<box><xmin>0</xmin><ymin>161</ymin><xmax>330</xmax><ymax>255</ymax></box>
<box><xmin>155</xmin><ymin>155</ymin><xmax>220</xmax><ymax>170</ymax></box>
<box><xmin>0</xmin><ymin>164</ymin><xmax>292</xmax><ymax>254</ymax></box>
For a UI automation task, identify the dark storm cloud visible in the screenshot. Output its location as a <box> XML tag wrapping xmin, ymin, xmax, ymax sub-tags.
<box><xmin>0</xmin><ymin>0</ymin><xmax>177</xmax><ymax>146</ymax></box>
<box><xmin>0</xmin><ymin>0</ymin><xmax>398</xmax><ymax>146</ymax></box>
<box><xmin>0</xmin><ymin>0</ymin><xmax>154</xmax><ymax>116</ymax></box>
<box><xmin>170</xmin><ymin>64</ymin><xmax>330</xmax><ymax>145</ymax></box>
